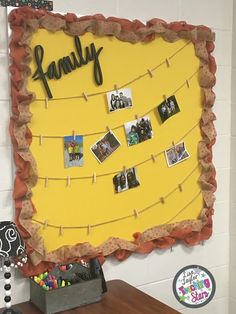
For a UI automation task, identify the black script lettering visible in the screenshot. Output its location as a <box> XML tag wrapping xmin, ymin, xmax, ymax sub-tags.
<box><xmin>47</xmin><ymin>61</ymin><xmax>61</xmax><ymax>80</ymax></box>
<box><xmin>32</xmin><ymin>45</ymin><xmax>53</xmax><ymax>98</ymax></box>
<box><xmin>32</xmin><ymin>36</ymin><xmax>103</xmax><ymax>99</ymax></box>
<box><xmin>92</xmin><ymin>44</ymin><xmax>103</xmax><ymax>85</ymax></box>
<box><xmin>74</xmin><ymin>36</ymin><xmax>103</xmax><ymax>85</ymax></box>
<box><xmin>58</xmin><ymin>56</ymin><xmax>77</xmax><ymax>74</ymax></box>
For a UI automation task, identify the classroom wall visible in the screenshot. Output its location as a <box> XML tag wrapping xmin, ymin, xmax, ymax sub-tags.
<box><xmin>229</xmin><ymin>1</ymin><xmax>236</xmax><ymax>313</ymax></box>
<box><xmin>0</xmin><ymin>0</ymin><xmax>232</xmax><ymax>312</ymax></box>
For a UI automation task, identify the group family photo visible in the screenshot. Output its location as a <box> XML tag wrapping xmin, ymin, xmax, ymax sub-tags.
<box><xmin>124</xmin><ymin>115</ymin><xmax>153</xmax><ymax>146</ymax></box>
<box><xmin>106</xmin><ymin>88</ymin><xmax>133</xmax><ymax>113</ymax></box>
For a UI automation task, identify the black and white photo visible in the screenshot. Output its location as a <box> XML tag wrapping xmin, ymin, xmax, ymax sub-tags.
<box><xmin>113</xmin><ymin>167</ymin><xmax>140</xmax><ymax>193</ymax></box>
<box><xmin>106</xmin><ymin>88</ymin><xmax>133</xmax><ymax>113</ymax></box>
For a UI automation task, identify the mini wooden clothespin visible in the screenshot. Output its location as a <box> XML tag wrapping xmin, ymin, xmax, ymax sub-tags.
<box><xmin>123</xmin><ymin>166</ymin><xmax>127</xmax><ymax>173</ymax></box>
<box><xmin>45</xmin><ymin>97</ymin><xmax>49</xmax><ymax>109</ymax></box>
<box><xmin>170</xmin><ymin>246</ymin><xmax>174</xmax><ymax>252</ymax></box>
<box><xmin>43</xmin><ymin>220</ymin><xmax>48</xmax><ymax>230</ymax></box>
<box><xmin>82</xmin><ymin>92</ymin><xmax>88</xmax><ymax>101</ymax></box>
<box><xmin>59</xmin><ymin>226</ymin><xmax>64</xmax><ymax>236</ymax></box>
<box><xmin>67</xmin><ymin>176</ymin><xmax>71</xmax><ymax>187</ymax></box>
<box><xmin>172</xmin><ymin>141</ymin><xmax>177</xmax><ymax>153</ymax></box>
<box><xmin>87</xmin><ymin>224</ymin><xmax>91</xmax><ymax>235</ymax></box>
<box><xmin>114</xmin><ymin>84</ymin><xmax>119</xmax><ymax>93</ymax></box>
<box><xmin>163</xmin><ymin>94</ymin><xmax>168</xmax><ymax>103</ymax></box>
<box><xmin>135</xmin><ymin>114</ymin><xmax>139</xmax><ymax>121</ymax></box>
<box><xmin>166</xmin><ymin>58</ymin><xmax>171</xmax><ymax>67</ymax></box>
<box><xmin>201</xmin><ymin>240</ymin><xmax>205</xmax><ymax>246</ymax></box>
<box><xmin>160</xmin><ymin>197</ymin><xmax>165</xmax><ymax>204</ymax></box>
<box><xmin>39</xmin><ymin>135</ymin><xmax>43</xmax><ymax>146</ymax></box>
<box><xmin>93</xmin><ymin>172</ymin><xmax>97</xmax><ymax>183</ymax></box>
<box><xmin>134</xmin><ymin>209</ymin><xmax>139</xmax><ymax>218</ymax></box>
<box><xmin>178</xmin><ymin>184</ymin><xmax>183</xmax><ymax>192</ymax></box>
<box><xmin>45</xmin><ymin>176</ymin><xmax>49</xmax><ymax>188</ymax></box>
<box><xmin>151</xmin><ymin>154</ymin><xmax>156</xmax><ymax>162</ymax></box>
<box><xmin>72</xmin><ymin>130</ymin><xmax>76</xmax><ymax>141</ymax></box>
<box><xmin>186</xmin><ymin>79</ymin><xmax>190</xmax><ymax>88</ymax></box>
<box><xmin>106</xmin><ymin>126</ymin><xmax>111</xmax><ymax>133</ymax></box>
<box><xmin>147</xmin><ymin>69</ymin><xmax>153</xmax><ymax>78</ymax></box>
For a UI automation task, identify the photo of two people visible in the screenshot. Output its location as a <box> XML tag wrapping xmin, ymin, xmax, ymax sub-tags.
<box><xmin>64</xmin><ymin>135</ymin><xmax>83</xmax><ymax>168</ymax></box>
<box><xmin>165</xmin><ymin>141</ymin><xmax>190</xmax><ymax>167</ymax></box>
<box><xmin>90</xmin><ymin>131</ymin><xmax>121</xmax><ymax>163</ymax></box>
<box><xmin>113</xmin><ymin>167</ymin><xmax>140</xmax><ymax>193</ymax></box>
<box><xmin>157</xmin><ymin>95</ymin><xmax>180</xmax><ymax>123</ymax></box>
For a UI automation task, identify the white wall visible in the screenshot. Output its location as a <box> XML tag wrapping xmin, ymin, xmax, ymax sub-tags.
<box><xmin>0</xmin><ymin>0</ymin><xmax>233</xmax><ymax>312</ymax></box>
<box><xmin>229</xmin><ymin>1</ymin><xmax>236</xmax><ymax>313</ymax></box>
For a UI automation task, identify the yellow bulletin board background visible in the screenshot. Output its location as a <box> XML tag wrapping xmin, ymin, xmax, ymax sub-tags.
<box><xmin>28</xmin><ymin>29</ymin><xmax>203</xmax><ymax>252</ymax></box>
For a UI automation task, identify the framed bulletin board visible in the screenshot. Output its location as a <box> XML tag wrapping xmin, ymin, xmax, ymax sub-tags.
<box><xmin>9</xmin><ymin>7</ymin><xmax>216</xmax><ymax>276</ymax></box>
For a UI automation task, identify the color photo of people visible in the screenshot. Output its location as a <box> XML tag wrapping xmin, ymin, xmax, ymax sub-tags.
<box><xmin>90</xmin><ymin>131</ymin><xmax>121</xmax><ymax>163</ymax></box>
<box><xmin>157</xmin><ymin>95</ymin><xmax>180</xmax><ymax>123</ymax></box>
<box><xmin>165</xmin><ymin>141</ymin><xmax>190</xmax><ymax>167</ymax></box>
<box><xmin>113</xmin><ymin>167</ymin><xmax>140</xmax><ymax>193</ymax></box>
<box><xmin>106</xmin><ymin>88</ymin><xmax>133</xmax><ymax>113</ymax></box>
<box><xmin>64</xmin><ymin>135</ymin><xmax>83</xmax><ymax>168</ymax></box>
<box><xmin>124</xmin><ymin>115</ymin><xmax>153</xmax><ymax>146</ymax></box>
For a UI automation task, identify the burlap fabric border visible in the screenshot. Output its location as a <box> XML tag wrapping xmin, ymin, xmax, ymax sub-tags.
<box><xmin>8</xmin><ymin>7</ymin><xmax>217</xmax><ymax>276</ymax></box>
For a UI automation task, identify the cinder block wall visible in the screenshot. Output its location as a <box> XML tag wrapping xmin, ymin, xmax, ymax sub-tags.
<box><xmin>0</xmin><ymin>1</ymin><xmax>233</xmax><ymax>312</ymax></box>
<box><xmin>229</xmin><ymin>1</ymin><xmax>236</xmax><ymax>313</ymax></box>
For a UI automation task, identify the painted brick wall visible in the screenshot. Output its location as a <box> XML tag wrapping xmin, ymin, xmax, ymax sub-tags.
<box><xmin>0</xmin><ymin>1</ymin><xmax>232</xmax><ymax>312</ymax></box>
<box><xmin>229</xmin><ymin>1</ymin><xmax>236</xmax><ymax>313</ymax></box>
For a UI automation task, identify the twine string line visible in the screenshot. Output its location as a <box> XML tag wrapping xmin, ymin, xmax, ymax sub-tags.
<box><xmin>32</xmin><ymin>68</ymin><xmax>199</xmax><ymax>140</ymax></box>
<box><xmin>37</xmin><ymin>120</ymin><xmax>199</xmax><ymax>181</ymax></box>
<box><xmin>34</xmin><ymin>41</ymin><xmax>192</xmax><ymax>102</ymax></box>
<box><xmin>32</xmin><ymin>164</ymin><xmax>201</xmax><ymax>229</ymax></box>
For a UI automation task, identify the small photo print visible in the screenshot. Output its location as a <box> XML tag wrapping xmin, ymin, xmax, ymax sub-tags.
<box><xmin>64</xmin><ymin>135</ymin><xmax>83</xmax><ymax>168</ymax></box>
<box><xmin>165</xmin><ymin>141</ymin><xmax>190</xmax><ymax>167</ymax></box>
<box><xmin>106</xmin><ymin>88</ymin><xmax>133</xmax><ymax>113</ymax></box>
<box><xmin>124</xmin><ymin>115</ymin><xmax>153</xmax><ymax>146</ymax></box>
<box><xmin>90</xmin><ymin>131</ymin><xmax>121</xmax><ymax>163</ymax></box>
<box><xmin>157</xmin><ymin>95</ymin><xmax>180</xmax><ymax>123</ymax></box>
<box><xmin>113</xmin><ymin>167</ymin><xmax>140</xmax><ymax>193</ymax></box>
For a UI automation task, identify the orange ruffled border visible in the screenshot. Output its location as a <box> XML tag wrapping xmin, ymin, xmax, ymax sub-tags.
<box><xmin>8</xmin><ymin>7</ymin><xmax>217</xmax><ymax>276</ymax></box>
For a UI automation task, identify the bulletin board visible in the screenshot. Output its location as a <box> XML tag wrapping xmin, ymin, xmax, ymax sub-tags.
<box><xmin>9</xmin><ymin>7</ymin><xmax>217</xmax><ymax>276</ymax></box>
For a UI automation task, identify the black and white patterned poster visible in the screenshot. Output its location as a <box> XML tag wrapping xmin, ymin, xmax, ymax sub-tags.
<box><xmin>0</xmin><ymin>0</ymin><xmax>53</xmax><ymax>10</ymax></box>
<box><xmin>0</xmin><ymin>221</ymin><xmax>25</xmax><ymax>258</ymax></box>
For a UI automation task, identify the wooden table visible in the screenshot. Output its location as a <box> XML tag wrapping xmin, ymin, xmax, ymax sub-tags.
<box><xmin>10</xmin><ymin>279</ymin><xmax>180</xmax><ymax>314</ymax></box>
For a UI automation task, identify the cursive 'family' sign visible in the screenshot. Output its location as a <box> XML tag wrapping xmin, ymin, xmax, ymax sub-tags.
<box><xmin>32</xmin><ymin>36</ymin><xmax>103</xmax><ymax>99</ymax></box>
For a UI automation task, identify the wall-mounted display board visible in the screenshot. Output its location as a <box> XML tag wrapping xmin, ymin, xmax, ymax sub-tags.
<box><xmin>8</xmin><ymin>7</ymin><xmax>216</xmax><ymax>276</ymax></box>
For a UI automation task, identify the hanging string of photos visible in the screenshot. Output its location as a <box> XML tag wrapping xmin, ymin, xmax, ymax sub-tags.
<box><xmin>34</xmin><ymin>40</ymin><xmax>192</xmax><ymax>104</ymax></box>
<box><xmin>33</xmin><ymin>65</ymin><xmax>200</xmax><ymax>181</ymax></box>
<box><xmin>30</xmin><ymin>37</ymin><xmax>204</xmax><ymax>237</ymax></box>
<box><xmin>33</xmin><ymin>164</ymin><xmax>201</xmax><ymax>235</ymax></box>
<box><xmin>39</xmin><ymin>121</ymin><xmax>199</xmax><ymax>184</ymax></box>
<box><xmin>33</xmin><ymin>68</ymin><xmax>198</xmax><ymax>141</ymax></box>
